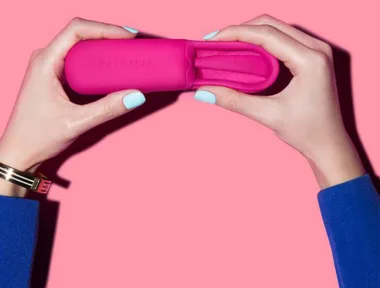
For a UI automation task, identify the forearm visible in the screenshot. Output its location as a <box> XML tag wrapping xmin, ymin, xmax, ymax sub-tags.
<box><xmin>307</xmin><ymin>133</ymin><xmax>365</xmax><ymax>189</ymax></box>
<box><xmin>0</xmin><ymin>180</ymin><xmax>28</xmax><ymax>197</ymax></box>
<box><xmin>309</xmin><ymin>133</ymin><xmax>380</xmax><ymax>286</ymax></box>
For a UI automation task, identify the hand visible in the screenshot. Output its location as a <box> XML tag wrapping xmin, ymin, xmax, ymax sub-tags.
<box><xmin>0</xmin><ymin>18</ymin><xmax>146</xmax><ymax>196</ymax></box>
<box><xmin>195</xmin><ymin>15</ymin><xmax>365</xmax><ymax>189</ymax></box>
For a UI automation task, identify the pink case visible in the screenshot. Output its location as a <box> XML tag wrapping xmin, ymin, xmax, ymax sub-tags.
<box><xmin>64</xmin><ymin>39</ymin><xmax>279</xmax><ymax>95</ymax></box>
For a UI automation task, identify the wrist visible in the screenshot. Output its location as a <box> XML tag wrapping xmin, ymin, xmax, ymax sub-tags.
<box><xmin>0</xmin><ymin>139</ymin><xmax>37</xmax><ymax>171</ymax></box>
<box><xmin>0</xmin><ymin>140</ymin><xmax>39</xmax><ymax>198</ymax></box>
<box><xmin>0</xmin><ymin>164</ymin><xmax>40</xmax><ymax>198</ymax></box>
<box><xmin>307</xmin><ymin>135</ymin><xmax>365</xmax><ymax>189</ymax></box>
<box><xmin>0</xmin><ymin>180</ymin><xmax>29</xmax><ymax>197</ymax></box>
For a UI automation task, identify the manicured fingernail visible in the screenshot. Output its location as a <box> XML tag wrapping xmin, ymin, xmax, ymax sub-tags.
<box><xmin>123</xmin><ymin>91</ymin><xmax>146</xmax><ymax>109</ymax></box>
<box><xmin>194</xmin><ymin>90</ymin><xmax>216</xmax><ymax>104</ymax></box>
<box><xmin>203</xmin><ymin>30</ymin><xmax>219</xmax><ymax>40</ymax></box>
<box><xmin>123</xmin><ymin>26</ymin><xmax>138</xmax><ymax>33</ymax></box>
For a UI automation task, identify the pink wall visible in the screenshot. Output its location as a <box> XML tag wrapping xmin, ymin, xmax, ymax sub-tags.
<box><xmin>1</xmin><ymin>1</ymin><xmax>379</xmax><ymax>287</ymax></box>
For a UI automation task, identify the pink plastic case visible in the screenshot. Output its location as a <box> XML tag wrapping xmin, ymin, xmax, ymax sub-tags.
<box><xmin>64</xmin><ymin>39</ymin><xmax>279</xmax><ymax>95</ymax></box>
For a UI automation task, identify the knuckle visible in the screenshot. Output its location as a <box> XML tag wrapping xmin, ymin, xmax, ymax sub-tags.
<box><xmin>258</xmin><ymin>24</ymin><xmax>278</xmax><ymax>36</ymax></box>
<box><xmin>224</xmin><ymin>24</ymin><xmax>239</xmax><ymax>32</ymax></box>
<box><xmin>100</xmin><ymin>103</ymin><xmax>114</xmax><ymax>120</ymax></box>
<box><xmin>225</xmin><ymin>92</ymin><xmax>241</xmax><ymax>113</ymax></box>
<box><xmin>319</xmin><ymin>41</ymin><xmax>333</xmax><ymax>58</ymax></box>
<box><xmin>255</xmin><ymin>14</ymin><xmax>274</xmax><ymax>25</ymax></box>
<box><xmin>307</xmin><ymin>50</ymin><xmax>331</xmax><ymax>69</ymax></box>
<box><xmin>27</xmin><ymin>49</ymin><xmax>46</xmax><ymax>71</ymax></box>
<box><xmin>68</xmin><ymin>17</ymin><xmax>84</xmax><ymax>28</ymax></box>
<box><xmin>30</xmin><ymin>48</ymin><xmax>42</xmax><ymax>60</ymax></box>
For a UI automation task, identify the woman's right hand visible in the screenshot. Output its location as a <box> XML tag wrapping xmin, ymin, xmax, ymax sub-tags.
<box><xmin>0</xmin><ymin>18</ymin><xmax>144</xmax><ymax>197</ymax></box>
<box><xmin>195</xmin><ymin>15</ymin><xmax>365</xmax><ymax>189</ymax></box>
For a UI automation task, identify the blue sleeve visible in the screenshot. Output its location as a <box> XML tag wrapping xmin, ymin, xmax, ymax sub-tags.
<box><xmin>318</xmin><ymin>174</ymin><xmax>380</xmax><ymax>287</ymax></box>
<box><xmin>1</xmin><ymin>176</ymin><xmax>379</xmax><ymax>288</ymax></box>
<box><xmin>0</xmin><ymin>195</ymin><xmax>39</xmax><ymax>287</ymax></box>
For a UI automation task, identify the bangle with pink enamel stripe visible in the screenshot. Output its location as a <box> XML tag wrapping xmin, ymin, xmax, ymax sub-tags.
<box><xmin>0</xmin><ymin>162</ymin><xmax>51</xmax><ymax>194</ymax></box>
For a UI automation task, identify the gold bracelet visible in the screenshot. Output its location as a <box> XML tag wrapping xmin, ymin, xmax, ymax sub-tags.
<box><xmin>0</xmin><ymin>162</ymin><xmax>51</xmax><ymax>194</ymax></box>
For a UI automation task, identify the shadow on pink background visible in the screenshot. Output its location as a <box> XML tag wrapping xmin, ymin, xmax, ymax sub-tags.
<box><xmin>1</xmin><ymin>1</ymin><xmax>379</xmax><ymax>287</ymax></box>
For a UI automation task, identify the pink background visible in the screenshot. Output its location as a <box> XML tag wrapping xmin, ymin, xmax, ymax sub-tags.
<box><xmin>1</xmin><ymin>1</ymin><xmax>379</xmax><ymax>287</ymax></box>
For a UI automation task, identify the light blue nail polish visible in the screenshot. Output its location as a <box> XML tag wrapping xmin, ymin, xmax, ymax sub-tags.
<box><xmin>123</xmin><ymin>26</ymin><xmax>138</xmax><ymax>33</ymax></box>
<box><xmin>123</xmin><ymin>92</ymin><xmax>146</xmax><ymax>109</ymax></box>
<box><xmin>194</xmin><ymin>90</ymin><xmax>216</xmax><ymax>104</ymax></box>
<box><xmin>203</xmin><ymin>30</ymin><xmax>219</xmax><ymax>40</ymax></box>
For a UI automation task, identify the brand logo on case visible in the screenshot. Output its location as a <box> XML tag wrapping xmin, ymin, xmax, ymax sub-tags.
<box><xmin>90</xmin><ymin>59</ymin><xmax>155</xmax><ymax>69</ymax></box>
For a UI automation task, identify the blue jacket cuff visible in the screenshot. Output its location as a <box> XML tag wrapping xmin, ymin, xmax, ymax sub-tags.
<box><xmin>0</xmin><ymin>195</ymin><xmax>39</xmax><ymax>287</ymax></box>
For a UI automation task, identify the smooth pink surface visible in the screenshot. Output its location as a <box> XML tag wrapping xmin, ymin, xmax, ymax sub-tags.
<box><xmin>65</xmin><ymin>39</ymin><xmax>196</xmax><ymax>94</ymax></box>
<box><xmin>1</xmin><ymin>2</ymin><xmax>379</xmax><ymax>288</ymax></box>
<box><xmin>65</xmin><ymin>39</ymin><xmax>278</xmax><ymax>94</ymax></box>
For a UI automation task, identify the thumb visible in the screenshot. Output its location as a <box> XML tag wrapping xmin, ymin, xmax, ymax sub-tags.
<box><xmin>194</xmin><ymin>86</ymin><xmax>279</xmax><ymax>128</ymax></box>
<box><xmin>76</xmin><ymin>90</ymin><xmax>146</xmax><ymax>133</ymax></box>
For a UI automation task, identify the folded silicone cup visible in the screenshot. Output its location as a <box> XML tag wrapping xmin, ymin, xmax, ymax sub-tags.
<box><xmin>64</xmin><ymin>39</ymin><xmax>279</xmax><ymax>95</ymax></box>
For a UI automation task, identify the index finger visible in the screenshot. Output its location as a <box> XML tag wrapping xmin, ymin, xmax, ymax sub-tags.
<box><xmin>46</xmin><ymin>17</ymin><xmax>137</xmax><ymax>63</ymax></box>
<box><xmin>243</xmin><ymin>15</ymin><xmax>332</xmax><ymax>57</ymax></box>
<box><xmin>208</xmin><ymin>24</ymin><xmax>314</xmax><ymax>75</ymax></box>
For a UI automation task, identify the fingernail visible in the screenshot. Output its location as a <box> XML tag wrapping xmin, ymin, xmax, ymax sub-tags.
<box><xmin>123</xmin><ymin>91</ymin><xmax>146</xmax><ymax>109</ymax></box>
<box><xmin>194</xmin><ymin>90</ymin><xmax>216</xmax><ymax>104</ymax></box>
<box><xmin>123</xmin><ymin>26</ymin><xmax>138</xmax><ymax>34</ymax></box>
<box><xmin>203</xmin><ymin>30</ymin><xmax>219</xmax><ymax>40</ymax></box>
